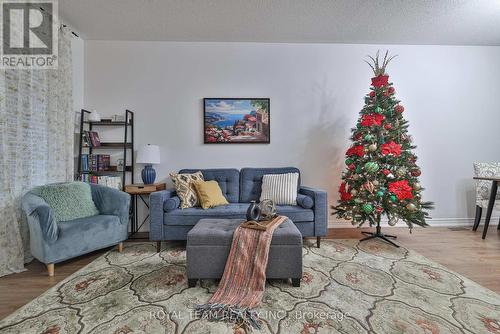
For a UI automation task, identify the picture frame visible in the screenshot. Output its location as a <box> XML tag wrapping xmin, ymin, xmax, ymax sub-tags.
<box><xmin>204</xmin><ymin>98</ymin><xmax>270</xmax><ymax>144</ymax></box>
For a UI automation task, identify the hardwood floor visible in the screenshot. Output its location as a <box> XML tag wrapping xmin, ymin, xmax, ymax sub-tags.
<box><xmin>0</xmin><ymin>226</ymin><xmax>499</xmax><ymax>320</ymax></box>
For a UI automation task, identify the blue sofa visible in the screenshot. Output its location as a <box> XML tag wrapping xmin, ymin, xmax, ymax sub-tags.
<box><xmin>21</xmin><ymin>183</ymin><xmax>130</xmax><ymax>276</ymax></box>
<box><xmin>150</xmin><ymin>167</ymin><xmax>327</xmax><ymax>249</ymax></box>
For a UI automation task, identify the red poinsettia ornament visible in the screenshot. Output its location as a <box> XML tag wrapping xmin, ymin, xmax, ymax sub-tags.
<box><xmin>380</xmin><ymin>141</ymin><xmax>402</xmax><ymax>156</ymax></box>
<box><xmin>371</xmin><ymin>75</ymin><xmax>389</xmax><ymax>88</ymax></box>
<box><xmin>360</xmin><ymin>113</ymin><xmax>385</xmax><ymax>127</ymax></box>
<box><xmin>346</xmin><ymin>145</ymin><xmax>364</xmax><ymax>157</ymax></box>
<box><xmin>388</xmin><ymin>180</ymin><xmax>414</xmax><ymax>200</ymax></box>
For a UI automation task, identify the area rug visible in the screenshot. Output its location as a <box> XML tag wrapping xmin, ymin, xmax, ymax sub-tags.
<box><xmin>0</xmin><ymin>239</ymin><xmax>499</xmax><ymax>334</ymax></box>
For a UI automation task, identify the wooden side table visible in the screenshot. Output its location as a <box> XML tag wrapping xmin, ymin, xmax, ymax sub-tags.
<box><xmin>125</xmin><ymin>183</ymin><xmax>166</xmax><ymax>238</ymax></box>
<box><xmin>472</xmin><ymin>176</ymin><xmax>500</xmax><ymax>239</ymax></box>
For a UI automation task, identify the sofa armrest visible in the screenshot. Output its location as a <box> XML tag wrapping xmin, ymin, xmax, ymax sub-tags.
<box><xmin>150</xmin><ymin>189</ymin><xmax>176</xmax><ymax>240</ymax></box>
<box><xmin>90</xmin><ymin>184</ymin><xmax>130</xmax><ymax>225</ymax></box>
<box><xmin>21</xmin><ymin>193</ymin><xmax>59</xmax><ymax>243</ymax></box>
<box><xmin>299</xmin><ymin>186</ymin><xmax>328</xmax><ymax>236</ymax></box>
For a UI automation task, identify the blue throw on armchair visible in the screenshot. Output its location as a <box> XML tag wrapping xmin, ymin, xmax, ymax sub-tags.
<box><xmin>21</xmin><ymin>183</ymin><xmax>130</xmax><ymax>276</ymax></box>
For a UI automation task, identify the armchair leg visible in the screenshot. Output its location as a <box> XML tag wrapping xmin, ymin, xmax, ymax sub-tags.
<box><xmin>156</xmin><ymin>241</ymin><xmax>161</xmax><ymax>253</ymax></box>
<box><xmin>47</xmin><ymin>263</ymin><xmax>54</xmax><ymax>277</ymax></box>
<box><xmin>117</xmin><ymin>242</ymin><xmax>123</xmax><ymax>253</ymax></box>
<box><xmin>316</xmin><ymin>236</ymin><xmax>321</xmax><ymax>248</ymax></box>
<box><xmin>473</xmin><ymin>205</ymin><xmax>482</xmax><ymax>231</ymax></box>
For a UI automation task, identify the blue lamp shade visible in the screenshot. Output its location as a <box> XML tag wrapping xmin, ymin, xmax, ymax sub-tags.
<box><xmin>136</xmin><ymin>144</ymin><xmax>160</xmax><ymax>184</ymax></box>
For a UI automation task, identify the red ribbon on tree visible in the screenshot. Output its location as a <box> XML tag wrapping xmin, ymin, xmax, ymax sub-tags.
<box><xmin>339</xmin><ymin>182</ymin><xmax>352</xmax><ymax>201</ymax></box>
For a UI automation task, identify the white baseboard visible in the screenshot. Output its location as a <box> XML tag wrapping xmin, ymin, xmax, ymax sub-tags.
<box><xmin>328</xmin><ymin>216</ymin><xmax>500</xmax><ymax>228</ymax></box>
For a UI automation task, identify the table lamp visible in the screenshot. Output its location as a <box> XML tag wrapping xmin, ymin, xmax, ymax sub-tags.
<box><xmin>136</xmin><ymin>144</ymin><xmax>160</xmax><ymax>184</ymax></box>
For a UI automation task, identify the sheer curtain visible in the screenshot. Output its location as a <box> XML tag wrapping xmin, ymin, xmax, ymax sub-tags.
<box><xmin>0</xmin><ymin>28</ymin><xmax>74</xmax><ymax>276</ymax></box>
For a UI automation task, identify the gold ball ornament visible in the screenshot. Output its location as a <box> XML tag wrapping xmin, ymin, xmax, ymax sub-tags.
<box><xmin>413</xmin><ymin>183</ymin><xmax>421</xmax><ymax>190</ymax></box>
<box><xmin>373</xmin><ymin>180</ymin><xmax>380</xmax><ymax>186</ymax></box>
<box><xmin>368</xmin><ymin>144</ymin><xmax>378</xmax><ymax>152</ymax></box>
<box><xmin>350</xmin><ymin>189</ymin><xmax>358</xmax><ymax>196</ymax></box>
<box><xmin>406</xmin><ymin>203</ymin><xmax>417</xmax><ymax>211</ymax></box>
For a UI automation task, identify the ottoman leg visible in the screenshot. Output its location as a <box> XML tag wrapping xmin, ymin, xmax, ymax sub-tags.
<box><xmin>156</xmin><ymin>241</ymin><xmax>161</xmax><ymax>253</ymax></box>
<box><xmin>188</xmin><ymin>279</ymin><xmax>198</xmax><ymax>288</ymax></box>
<box><xmin>316</xmin><ymin>236</ymin><xmax>321</xmax><ymax>248</ymax></box>
<box><xmin>292</xmin><ymin>278</ymin><xmax>301</xmax><ymax>287</ymax></box>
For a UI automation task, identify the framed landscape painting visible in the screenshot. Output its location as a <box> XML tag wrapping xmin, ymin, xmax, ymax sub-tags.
<box><xmin>204</xmin><ymin>98</ymin><xmax>270</xmax><ymax>144</ymax></box>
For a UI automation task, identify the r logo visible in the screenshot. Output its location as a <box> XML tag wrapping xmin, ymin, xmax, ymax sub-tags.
<box><xmin>2</xmin><ymin>2</ymin><xmax>52</xmax><ymax>54</ymax></box>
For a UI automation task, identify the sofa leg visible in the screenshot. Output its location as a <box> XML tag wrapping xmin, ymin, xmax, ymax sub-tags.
<box><xmin>156</xmin><ymin>241</ymin><xmax>161</xmax><ymax>253</ymax></box>
<box><xmin>292</xmin><ymin>278</ymin><xmax>301</xmax><ymax>287</ymax></box>
<box><xmin>188</xmin><ymin>279</ymin><xmax>197</xmax><ymax>288</ymax></box>
<box><xmin>317</xmin><ymin>236</ymin><xmax>321</xmax><ymax>248</ymax></box>
<box><xmin>47</xmin><ymin>263</ymin><xmax>54</xmax><ymax>277</ymax></box>
<box><xmin>117</xmin><ymin>242</ymin><xmax>123</xmax><ymax>253</ymax></box>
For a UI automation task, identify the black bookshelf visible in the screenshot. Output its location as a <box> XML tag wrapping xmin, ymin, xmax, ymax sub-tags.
<box><xmin>77</xmin><ymin>109</ymin><xmax>135</xmax><ymax>191</ymax></box>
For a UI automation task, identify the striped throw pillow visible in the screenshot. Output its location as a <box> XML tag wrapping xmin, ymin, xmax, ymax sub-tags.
<box><xmin>260</xmin><ymin>172</ymin><xmax>299</xmax><ymax>205</ymax></box>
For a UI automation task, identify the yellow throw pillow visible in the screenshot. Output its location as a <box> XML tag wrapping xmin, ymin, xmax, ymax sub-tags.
<box><xmin>192</xmin><ymin>180</ymin><xmax>229</xmax><ymax>209</ymax></box>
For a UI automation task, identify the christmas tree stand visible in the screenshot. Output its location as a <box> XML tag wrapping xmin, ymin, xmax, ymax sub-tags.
<box><xmin>360</xmin><ymin>220</ymin><xmax>399</xmax><ymax>248</ymax></box>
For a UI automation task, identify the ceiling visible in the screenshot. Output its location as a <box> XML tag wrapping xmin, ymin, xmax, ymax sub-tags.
<box><xmin>60</xmin><ymin>0</ymin><xmax>500</xmax><ymax>45</ymax></box>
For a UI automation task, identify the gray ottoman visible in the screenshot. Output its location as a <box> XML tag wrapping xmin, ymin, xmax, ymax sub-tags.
<box><xmin>187</xmin><ymin>218</ymin><xmax>303</xmax><ymax>287</ymax></box>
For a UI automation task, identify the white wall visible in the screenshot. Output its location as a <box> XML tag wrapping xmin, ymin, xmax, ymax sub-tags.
<box><xmin>84</xmin><ymin>41</ymin><xmax>500</xmax><ymax>226</ymax></box>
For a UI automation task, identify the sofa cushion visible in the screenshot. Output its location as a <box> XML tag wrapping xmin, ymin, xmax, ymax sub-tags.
<box><xmin>187</xmin><ymin>218</ymin><xmax>302</xmax><ymax>246</ymax></box>
<box><xmin>192</xmin><ymin>180</ymin><xmax>229</xmax><ymax>209</ymax></box>
<box><xmin>31</xmin><ymin>182</ymin><xmax>99</xmax><ymax>222</ymax></box>
<box><xmin>180</xmin><ymin>168</ymin><xmax>239</xmax><ymax>203</ymax></box>
<box><xmin>164</xmin><ymin>203</ymin><xmax>313</xmax><ymax>226</ymax></box>
<box><xmin>170</xmin><ymin>171</ymin><xmax>204</xmax><ymax>208</ymax></box>
<box><xmin>240</xmin><ymin>167</ymin><xmax>301</xmax><ymax>203</ymax></box>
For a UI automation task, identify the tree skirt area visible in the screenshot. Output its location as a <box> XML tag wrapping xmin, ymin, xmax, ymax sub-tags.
<box><xmin>0</xmin><ymin>240</ymin><xmax>499</xmax><ymax>334</ymax></box>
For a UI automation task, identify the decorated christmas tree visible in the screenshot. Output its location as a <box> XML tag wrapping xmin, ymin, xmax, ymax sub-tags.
<box><xmin>333</xmin><ymin>51</ymin><xmax>433</xmax><ymax>245</ymax></box>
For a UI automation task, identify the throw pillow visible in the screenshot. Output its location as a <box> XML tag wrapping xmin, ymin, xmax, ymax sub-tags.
<box><xmin>192</xmin><ymin>180</ymin><xmax>229</xmax><ymax>209</ymax></box>
<box><xmin>260</xmin><ymin>172</ymin><xmax>299</xmax><ymax>205</ymax></box>
<box><xmin>31</xmin><ymin>182</ymin><xmax>99</xmax><ymax>222</ymax></box>
<box><xmin>170</xmin><ymin>171</ymin><xmax>204</xmax><ymax>208</ymax></box>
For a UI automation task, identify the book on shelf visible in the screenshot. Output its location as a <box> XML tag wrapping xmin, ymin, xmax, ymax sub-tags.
<box><xmin>80</xmin><ymin>154</ymin><xmax>111</xmax><ymax>172</ymax></box>
<box><xmin>83</xmin><ymin>130</ymin><xmax>101</xmax><ymax>147</ymax></box>
<box><xmin>79</xmin><ymin>174</ymin><xmax>122</xmax><ymax>190</ymax></box>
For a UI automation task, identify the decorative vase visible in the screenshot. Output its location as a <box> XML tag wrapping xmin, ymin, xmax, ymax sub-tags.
<box><xmin>259</xmin><ymin>199</ymin><xmax>277</xmax><ymax>221</ymax></box>
<box><xmin>246</xmin><ymin>201</ymin><xmax>260</xmax><ymax>221</ymax></box>
<box><xmin>141</xmin><ymin>165</ymin><xmax>156</xmax><ymax>184</ymax></box>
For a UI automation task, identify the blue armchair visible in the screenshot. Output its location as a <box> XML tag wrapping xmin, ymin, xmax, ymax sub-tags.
<box><xmin>21</xmin><ymin>183</ymin><xmax>130</xmax><ymax>276</ymax></box>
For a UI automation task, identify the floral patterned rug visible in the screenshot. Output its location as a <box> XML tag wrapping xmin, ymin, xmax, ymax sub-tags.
<box><xmin>0</xmin><ymin>239</ymin><xmax>499</xmax><ymax>334</ymax></box>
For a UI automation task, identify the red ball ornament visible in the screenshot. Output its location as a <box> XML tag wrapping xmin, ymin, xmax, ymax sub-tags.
<box><xmin>383</xmin><ymin>91</ymin><xmax>390</xmax><ymax>97</ymax></box>
<box><xmin>348</xmin><ymin>164</ymin><xmax>356</xmax><ymax>170</ymax></box>
<box><xmin>411</xmin><ymin>169</ymin><xmax>422</xmax><ymax>177</ymax></box>
<box><xmin>388</xmin><ymin>87</ymin><xmax>395</xmax><ymax>94</ymax></box>
<box><xmin>384</xmin><ymin>123</ymin><xmax>392</xmax><ymax>130</ymax></box>
<box><xmin>383</xmin><ymin>169</ymin><xmax>391</xmax><ymax>176</ymax></box>
<box><xmin>375</xmin><ymin>207</ymin><xmax>383</xmax><ymax>214</ymax></box>
<box><xmin>369</xmin><ymin>91</ymin><xmax>375</xmax><ymax>98</ymax></box>
<box><xmin>394</xmin><ymin>104</ymin><xmax>405</xmax><ymax>113</ymax></box>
